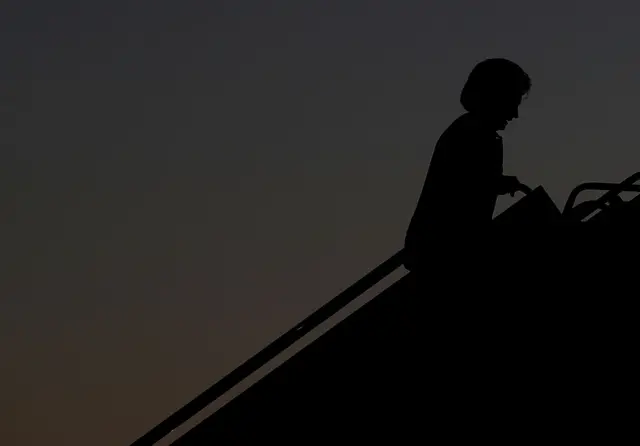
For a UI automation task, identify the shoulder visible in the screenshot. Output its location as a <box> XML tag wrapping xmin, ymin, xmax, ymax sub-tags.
<box><xmin>452</xmin><ymin>112</ymin><xmax>497</xmax><ymax>137</ymax></box>
<box><xmin>436</xmin><ymin>113</ymin><xmax>496</xmax><ymax>152</ymax></box>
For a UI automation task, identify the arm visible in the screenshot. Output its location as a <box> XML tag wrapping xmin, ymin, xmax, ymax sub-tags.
<box><xmin>496</xmin><ymin>175</ymin><xmax>525</xmax><ymax>196</ymax></box>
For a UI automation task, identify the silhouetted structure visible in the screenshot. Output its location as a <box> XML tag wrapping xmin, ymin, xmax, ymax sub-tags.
<box><xmin>131</xmin><ymin>60</ymin><xmax>639</xmax><ymax>445</ymax></box>
<box><xmin>131</xmin><ymin>172</ymin><xmax>640</xmax><ymax>445</ymax></box>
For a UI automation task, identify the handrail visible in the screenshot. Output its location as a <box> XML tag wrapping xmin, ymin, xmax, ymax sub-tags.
<box><xmin>130</xmin><ymin>250</ymin><xmax>406</xmax><ymax>446</ymax></box>
<box><xmin>562</xmin><ymin>172</ymin><xmax>640</xmax><ymax>215</ymax></box>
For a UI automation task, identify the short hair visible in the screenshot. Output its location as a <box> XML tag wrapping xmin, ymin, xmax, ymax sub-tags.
<box><xmin>460</xmin><ymin>58</ymin><xmax>531</xmax><ymax>113</ymax></box>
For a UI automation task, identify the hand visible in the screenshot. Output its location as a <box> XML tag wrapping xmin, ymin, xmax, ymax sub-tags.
<box><xmin>499</xmin><ymin>175</ymin><xmax>522</xmax><ymax>197</ymax></box>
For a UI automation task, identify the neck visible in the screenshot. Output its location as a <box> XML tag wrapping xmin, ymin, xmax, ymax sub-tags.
<box><xmin>467</xmin><ymin>111</ymin><xmax>501</xmax><ymax>132</ymax></box>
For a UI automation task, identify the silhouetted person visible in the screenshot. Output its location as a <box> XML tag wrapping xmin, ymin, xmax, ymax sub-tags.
<box><xmin>404</xmin><ymin>58</ymin><xmax>531</xmax><ymax>271</ymax></box>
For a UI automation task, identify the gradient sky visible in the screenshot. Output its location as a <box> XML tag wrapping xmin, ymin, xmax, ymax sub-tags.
<box><xmin>3</xmin><ymin>1</ymin><xmax>640</xmax><ymax>444</ymax></box>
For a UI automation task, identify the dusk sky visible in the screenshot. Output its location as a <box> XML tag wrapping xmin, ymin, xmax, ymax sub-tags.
<box><xmin>3</xmin><ymin>1</ymin><xmax>640</xmax><ymax>444</ymax></box>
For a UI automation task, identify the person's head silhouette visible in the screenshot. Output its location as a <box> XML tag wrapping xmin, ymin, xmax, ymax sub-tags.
<box><xmin>460</xmin><ymin>58</ymin><xmax>531</xmax><ymax>131</ymax></box>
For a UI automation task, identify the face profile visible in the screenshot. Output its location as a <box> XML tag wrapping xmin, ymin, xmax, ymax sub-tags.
<box><xmin>493</xmin><ymin>94</ymin><xmax>523</xmax><ymax>130</ymax></box>
<box><xmin>460</xmin><ymin>58</ymin><xmax>531</xmax><ymax>131</ymax></box>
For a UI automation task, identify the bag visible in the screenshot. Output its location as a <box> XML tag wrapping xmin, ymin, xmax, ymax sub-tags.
<box><xmin>492</xmin><ymin>186</ymin><xmax>563</xmax><ymax>225</ymax></box>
